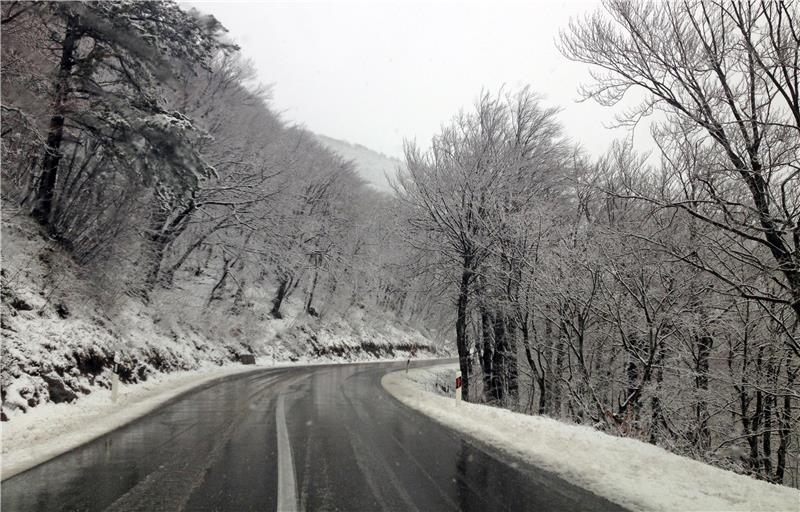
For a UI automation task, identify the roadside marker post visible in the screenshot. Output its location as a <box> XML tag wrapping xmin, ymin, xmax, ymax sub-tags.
<box><xmin>111</xmin><ymin>356</ymin><xmax>119</xmax><ymax>403</ymax></box>
<box><xmin>455</xmin><ymin>371</ymin><xmax>462</xmax><ymax>403</ymax></box>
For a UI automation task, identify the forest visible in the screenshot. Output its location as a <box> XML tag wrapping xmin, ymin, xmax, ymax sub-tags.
<box><xmin>1</xmin><ymin>0</ymin><xmax>798</xmax><ymax>489</ymax></box>
<box><xmin>1</xmin><ymin>1</ymin><xmax>441</xmax><ymax>328</ymax></box>
<box><xmin>396</xmin><ymin>0</ymin><xmax>799</xmax><ymax>486</ymax></box>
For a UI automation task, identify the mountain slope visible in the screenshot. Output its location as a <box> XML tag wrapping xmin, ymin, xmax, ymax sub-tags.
<box><xmin>0</xmin><ymin>206</ymin><xmax>443</xmax><ymax>420</ymax></box>
<box><xmin>315</xmin><ymin>134</ymin><xmax>403</xmax><ymax>193</ymax></box>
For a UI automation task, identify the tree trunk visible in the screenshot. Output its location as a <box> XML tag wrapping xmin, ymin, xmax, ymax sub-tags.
<box><xmin>144</xmin><ymin>198</ymin><xmax>197</xmax><ymax>296</ymax></box>
<box><xmin>519</xmin><ymin>317</ymin><xmax>544</xmax><ymax>414</ymax></box>
<box><xmin>775</xmin><ymin>357</ymin><xmax>796</xmax><ymax>483</ymax></box>
<box><xmin>695</xmin><ymin>331</ymin><xmax>714</xmax><ymax>451</ymax></box>
<box><xmin>455</xmin><ymin>255</ymin><xmax>473</xmax><ymax>402</ymax></box>
<box><xmin>480</xmin><ymin>306</ymin><xmax>495</xmax><ymax>402</ymax></box>
<box><xmin>736</xmin><ymin>326</ymin><xmax>761</xmax><ymax>474</ymax></box>
<box><xmin>504</xmin><ymin>314</ymin><xmax>519</xmax><ymax>402</ymax></box>
<box><xmin>271</xmin><ymin>276</ymin><xmax>291</xmax><ymax>319</ymax></box>
<box><xmin>762</xmin><ymin>390</ymin><xmax>773</xmax><ymax>478</ymax></box>
<box><xmin>543</xmin><ymin>315</ymin><xmax>555</xmax><ymax>414</ymax></box>
<box><xmin>144</xmin><ymin>206</ymin><xmax>171</xmax><ymax>296</ymax></box>
<box><xmin>163</xmin><ymin>216</ymin><xmax>226</xmax><ymax>285</ymax></box>
<box><xmin>491</xmin><ymin>312</ymin><xmax>506</xmax><ymax>403</ymax></box>
<box><xmin>305</xmin><ymin>258</ymin><xmax>319</xmax><ymax>316</ymax></box>
<box><xmin>231</xmin><ymin>279</ymin><xmax>247</xmax><ymax>313</ymax></box>
<box><xmin>207</xmin><ymin>254</ymin><xmax>232</xmax><ymax>306</ymax></box>
<box><xmin>625</xmin><ymin>337</ymin><xmax>640</xmax><ymax>422</ymax></box>
<box><xmin>196</xmin><ymin>245</ymin><xmax>213</xmax><ymax>276</ymax></box>
<box><xmin>751</xmin><ymin>383</ymin><xmax>764</xmax><ymax>474</ymax></box>
<box><xmin>650</xmin><ymin>337</ymin><xmax>671</xmax><ymax>444</ymax></box>
<box><xmin>739</xmin><ymin>378</ymin><xmax>761</xmax><ymax>474</ymax></box>
<box><xmin>747</xmin><ymin>162</ymin><xmax>800</xmax><ymax>325</ymax></box>
<box><xmin>164</xmin><ymin>236</ymin><xmax>206</xmax><ymax>285</ymax></box>
<box><xmin>538</xmin><ymin>373</ymin><xmax>548</xmax><ymax>415</ymax></box>
<box><xmin>32</xmin><ymin>15</ymin><xmax>80</xmax><ymax>226</ymax></box>
<box><xmin>552</xmin><ymin>323</ymin><xmax>566</xmax><ymax>417</ymax></box>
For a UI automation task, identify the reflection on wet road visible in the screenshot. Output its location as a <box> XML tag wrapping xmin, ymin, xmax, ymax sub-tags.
<box><xmin>2</xmin><ymin>361</ymin><xmax>625</xmax><ymax>511</ymax></box>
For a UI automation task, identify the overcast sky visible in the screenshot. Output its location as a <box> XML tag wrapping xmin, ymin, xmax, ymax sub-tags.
<box><xmin>192</xmin><ymin>0</ymin><xmax>639</xmax><ymax>159</ymax></box>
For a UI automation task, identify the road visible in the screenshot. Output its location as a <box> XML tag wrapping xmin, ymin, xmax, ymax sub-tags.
<box><xmin>2</xmin><ymin>360</ymin><xmax>625</xmax><ymax>511</ymax></box>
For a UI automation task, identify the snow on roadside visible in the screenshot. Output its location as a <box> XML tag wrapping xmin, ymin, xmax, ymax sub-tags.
<box><xmin>382</xmin><ymin>365</ymin><xmax>800</xmax><ymax>512</ymax></box>
<box><xmin>1</xmin><ymin>363</ymin><xmax>264</xmax><ymax>479</ymax></box>
<box><xmin>1</xmin><ymin>357</ymin><xmax>440</xmax><ymax>480</ymax></box>
<box><xmin>403</xmin><ymin>364</ymin><xmax>457</xmax><ymax>396</ymax></box>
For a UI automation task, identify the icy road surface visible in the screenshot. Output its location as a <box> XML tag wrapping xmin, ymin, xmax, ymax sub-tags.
<box><xmin>2</xmin><ymin>361</ymin><xmax>624</xmax><ymax>511</ymax></box>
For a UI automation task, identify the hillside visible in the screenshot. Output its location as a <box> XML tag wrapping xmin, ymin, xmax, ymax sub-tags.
<box><xmin>315</xmin><ymin>134</ymin><xmax>403</xmax><ymax>192</ymax></box>
<box><xmin>0</xmin><ymin>205</ymin><xmax>443</xmax><ymax>421</ymax></box>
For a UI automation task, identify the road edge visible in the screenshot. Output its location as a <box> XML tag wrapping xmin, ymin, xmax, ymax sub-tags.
<box><xmin>1</xmin><ymin>364</ymin><xmax>271</xmax><ymax>480</ymax></box>
<box><xmin>1</xmin><ymin>357</ymin><xmax>444</xmax><ymax>481</ymax></box>
<box><xmin>382</xmin><ymin>367</ymin><xmax>800</xmax><ymax>512</ymax></box>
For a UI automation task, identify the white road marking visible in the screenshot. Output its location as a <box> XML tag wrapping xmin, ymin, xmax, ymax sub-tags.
<box><xmin>276</xmin><ymin>393</ymin><xmax>298</xmax><ymax>512</ymax></box>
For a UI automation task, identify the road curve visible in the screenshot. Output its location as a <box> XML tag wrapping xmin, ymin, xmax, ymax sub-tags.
<box><xmin>2</xmin><ymin>360</ymin><xmax>626</xmax><ymax>511</ymax></box>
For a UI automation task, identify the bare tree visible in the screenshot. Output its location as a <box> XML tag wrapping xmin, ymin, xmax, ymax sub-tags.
<box><xmin>560</xmin><ymin>0</ymin><xmax>800</xmax><ymax>325</ymax></box>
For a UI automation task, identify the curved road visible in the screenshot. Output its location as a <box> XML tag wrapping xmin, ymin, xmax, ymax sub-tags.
<box><xmin>2</xmin><ymin>361</ymin><xmax>625</xmax><ymax>511</ymax></box>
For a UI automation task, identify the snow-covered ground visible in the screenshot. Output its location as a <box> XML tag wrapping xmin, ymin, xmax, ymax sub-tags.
<box><xmin>383</xmin><ymin>365</ymin><xmax>800</xmax><ymax>512</ymax></box>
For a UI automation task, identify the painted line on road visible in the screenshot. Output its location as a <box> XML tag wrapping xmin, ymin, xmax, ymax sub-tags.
<box><xmin>276</xmin><ymin>392</ymin><xmax>298</xmax><ymax>512</ymax></box>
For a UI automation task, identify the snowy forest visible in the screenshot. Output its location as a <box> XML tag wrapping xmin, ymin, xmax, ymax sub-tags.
<box><xmin>395</xmin><ymin>1</ymin><xmax>800</xmax><ymax>487</ymax></box>
<box><xmin>0</xmin><ymin>0</ymin><xmax>435</xmax><ymax>320</ymax></box>
<box><xmin>0</xmin><ymin>1</ymin><xmax>447</xmax><ymax>424</ymax></box>
<box><xmin>1</xmin><ymin>0</ymin><xmax>799</xmax><ymax>493</ymax></box>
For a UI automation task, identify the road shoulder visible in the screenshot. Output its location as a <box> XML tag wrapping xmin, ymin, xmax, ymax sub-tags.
<box><xmin>1</xmin><ymin>357</ymin><xmax>442</xmax><ymax>481</ymax></box>
<box><xmin>382</xmin><ymin>366</ymin><xmax>800</xmax><ymax>512</ymax></box>
<box><xmin>1</xmin><ymin>364</ymin><xmax>266</xmax><ymax>480</ymax></box>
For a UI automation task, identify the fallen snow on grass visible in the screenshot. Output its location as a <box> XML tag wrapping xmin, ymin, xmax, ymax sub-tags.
<box><xmin>383</xmin><ymin>365</ymin><xmax>800</xmax><ymax>512</ymax></box>
<box><xmin>1</xmin><ymin>363</ymin><xmax>264</xmax><ymax>479</ymax></box>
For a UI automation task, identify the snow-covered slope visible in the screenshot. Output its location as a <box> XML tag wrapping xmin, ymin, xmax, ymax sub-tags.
<box><xmin>315</xmin><ymin>134</ymin><xmax>402</xmax><ymax>192</ymax></box>
<box><xmin>383</xmin><ymin>365</ymin><xmax>800</xmax><ymax>512</ymax></box>
<box><xmin>1</xmin><ymin>210</ymin><xmax>441</xmax><ymax>421</ymax></box>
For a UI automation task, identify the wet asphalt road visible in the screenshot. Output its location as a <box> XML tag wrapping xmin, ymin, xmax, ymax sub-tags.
<box><xmin>2</xmin><ymin>360</ymin><xmax>626</xmax><ymax>511</ymax></box>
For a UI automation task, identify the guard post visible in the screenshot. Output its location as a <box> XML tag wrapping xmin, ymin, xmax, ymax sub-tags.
<box><xmin>111</xmin><ymin>353</ymin><xmax>119</xmax><ymax>403</ymax></box>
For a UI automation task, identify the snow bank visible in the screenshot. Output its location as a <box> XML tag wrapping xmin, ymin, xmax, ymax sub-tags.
<box><xmin>383</xmin><ymin>365</ymin><xmax>800</xmax><ymax>512</ymax></box>
<box><xmin>403</xmin><ymin>364</ymin><xmax>457</xmax><ymax>396</ymax></box>
<box><xmin>1</xmin><ymin>363</ymin><xmax>264</xmax><ymax>479</ymax></box>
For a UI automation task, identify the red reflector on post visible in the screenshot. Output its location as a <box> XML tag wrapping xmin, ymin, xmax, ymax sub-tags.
<box><xmin>456</xmin><ymin>376</ymin><xmax>462</xmax><ymax>389</ymax></box>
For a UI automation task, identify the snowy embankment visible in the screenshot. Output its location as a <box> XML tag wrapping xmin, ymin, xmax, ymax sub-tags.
<box><xmin>1</xmin><ymin>211</ymin><xmax>444</xmax><ymax>422</ymax></box>
<box><xmin>1</xmin><ymin>363</ymin><xmax>263</xmax><ymax>479</ymax></box>
<box><xmin>383</xmin><ymin>365</ymin><xmax>800</xmax><ymax>512</ymax></box>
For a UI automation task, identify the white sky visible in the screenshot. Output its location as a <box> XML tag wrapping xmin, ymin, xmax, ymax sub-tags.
<box><xmin>192</xmin><ymin>0</ymin><xmax>641</xmax><ymax>159</ymax></box>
